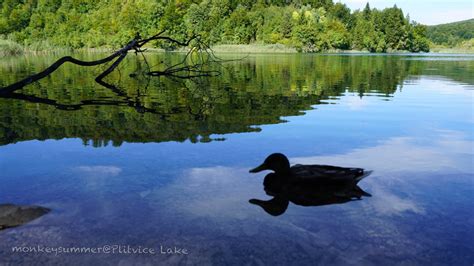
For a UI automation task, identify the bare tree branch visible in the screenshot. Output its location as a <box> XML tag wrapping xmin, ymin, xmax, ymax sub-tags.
<box><xmin>0</xmin><ymin>32</ymin><xmax>220</xmax><ymax>96</ymax></box>
<box><xmin>0</xmin><ymin>39</ymin><xmax>138</xmax><ymax>95</ymax></box>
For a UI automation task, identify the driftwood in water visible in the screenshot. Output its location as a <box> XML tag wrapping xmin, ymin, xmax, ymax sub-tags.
<box><xmin>0</xmin><ymin>32</ymin><xmax>219</xmax><ymax>96</ymax></box>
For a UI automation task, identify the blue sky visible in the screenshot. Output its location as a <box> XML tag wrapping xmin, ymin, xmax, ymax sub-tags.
<box><xmin>341</xmin><ymin>0</ymin><xmax>473</xmax><ymax>25</ymax></box>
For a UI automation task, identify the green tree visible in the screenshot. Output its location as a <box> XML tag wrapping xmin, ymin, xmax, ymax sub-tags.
<box><xmin>383</xmin><ymin>5</ymin><xmax>407</xmax><ymax>50</ymax></box>
<box><xmin>0</xmin><ymin>0</ymin><xmax>431</xmax><ymax>53</ymax></box>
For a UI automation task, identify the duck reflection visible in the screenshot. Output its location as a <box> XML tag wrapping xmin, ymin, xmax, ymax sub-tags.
<box><xmin>249</xmin><ymin>153</ymin><xmax>372</xmax><ymax>216</ymax></box>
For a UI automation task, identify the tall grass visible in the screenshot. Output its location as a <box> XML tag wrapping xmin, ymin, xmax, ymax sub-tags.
<box><xmin>0</xmin><ymin>39</ymin><xmax>77</xmax><ymax>56</ymax></box>
<box><xmin>430</xmin><ymin>39</ymin><xmax>474</xmax><ymax>53</ymax></box>
<box><xmin>211</xmin><ymin>44</ymin><xmax>298</xmax><ymax>54</ymax></box>
<box><xmin>25</xmin><ymin>40</ymin><xmax>72</xmax><ymax>54</ymax></box>
<box><xmin>0</xmin><ymin>39</ymin><xmax>24</xmax><ymax>56</ymax></box>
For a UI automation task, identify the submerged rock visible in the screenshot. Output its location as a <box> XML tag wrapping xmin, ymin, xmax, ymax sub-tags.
<box><xmin>0</xmin><ymin>204</ymin><xmax>50</xmax><ymax>230</ymax></box>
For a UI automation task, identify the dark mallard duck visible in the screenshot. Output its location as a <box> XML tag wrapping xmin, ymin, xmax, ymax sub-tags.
<box><xmin>249</xmin><ymin>153</ymin><xmax>372</xmax><ymax>216</ymax></box>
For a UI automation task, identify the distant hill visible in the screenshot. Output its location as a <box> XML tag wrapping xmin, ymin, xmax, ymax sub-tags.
<box><xmin>427</xmin><ymin>19</ymin><xmax>474</xmax><ymax>46</ymax></box>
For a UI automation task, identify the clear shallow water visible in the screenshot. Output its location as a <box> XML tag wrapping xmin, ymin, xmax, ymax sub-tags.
<box><xmin>0</xmin><ymin>53</ymin><xmax>473</xmax><ymax>265</ymax></box>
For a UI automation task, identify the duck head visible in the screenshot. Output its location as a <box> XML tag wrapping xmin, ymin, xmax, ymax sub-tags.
<box><xmin>249</xmin><ymin>197</ymin><xmax>289</xmax><ymax>216</ymax></box>
<box><xmin>249</xmin><ymin>153</ymin><xmax>291</xmax><ymax>175</ymax></box>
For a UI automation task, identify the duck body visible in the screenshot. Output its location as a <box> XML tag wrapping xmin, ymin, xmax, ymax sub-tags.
<box><xmin>291</xmin><ymin>164</ymin><xmax>365</xmax><ymax>181</ymax></box>
<box><xmin>263</xmin><ymin>168</ymin><xmax>371</xmax><ymax>202</ymax></box>
<box><xmin>292</xmin><ymin>164</ymin><xmax>371</xmax><ymax>195</ymax></box>
<box><xmin>250</xmin><ymin>153</ymin><xmax>371</xmax><ymax>193</ymax></box>
<box><xmin>249</xmin><ymin>153</ymin><xmax>372</xmax><ymax>216</ymax></box>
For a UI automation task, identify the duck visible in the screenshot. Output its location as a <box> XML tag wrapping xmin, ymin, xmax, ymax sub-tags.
<box><xmin>249</xmin><ymin>153</ymin><xmax>372</xmax><ymax>216</ymax></box>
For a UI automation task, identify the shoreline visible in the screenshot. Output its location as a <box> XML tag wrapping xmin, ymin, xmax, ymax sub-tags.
<box><xmin>1</xmin><ymin>40</ymin><xmax>473</xmax><ymax>56</ymax></box>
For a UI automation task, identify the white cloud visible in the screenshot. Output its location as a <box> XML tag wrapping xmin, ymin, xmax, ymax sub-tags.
<box><xmin>292</xmin><ymin>131</ymin><xmax>473</xmax><ymax>174</ymax></box>
<box><xmin>344</xmin><ymin>96</ymin><xmax>370</xmax><ymax>110</ymax></box>
<box><xmin>74</xmin><ymin>165</ymin><xmax>123</xmax><ymax>192</ymax></box>
<box><xmin>146</xmin><ymin>166</ymin><xmax>263</xmax><ymax>219</ymax></box>
<box><xmin>420</xmin><ymin>78</ymin><xmax>474</xmax><ymax>97</ymax></box>
<box><xmin>364</xmin><ymin>183</ymin><xmax>425</xmax><ymax>215</ymax></box>
<box><xmin>74</xmin><ymin>165</ymin><xmax>122</xmax><ymax>177</ymax></box>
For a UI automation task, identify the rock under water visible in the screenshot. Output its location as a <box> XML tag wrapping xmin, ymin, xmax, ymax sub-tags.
<box><xmin>0</xmin><ymin>204</ymin><xmax>50</xmax><ymax>230</ymax></box>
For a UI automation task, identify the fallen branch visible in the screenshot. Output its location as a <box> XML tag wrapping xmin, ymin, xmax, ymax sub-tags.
<box><xmin>0</xmin><ymin>39</ymin><xmax>138</xmax><ymax>95</ymax></box>
<box><xmin>0</xmin><ymin>32</ymin><xmax>217</xmax><ymax>96</ymax></box>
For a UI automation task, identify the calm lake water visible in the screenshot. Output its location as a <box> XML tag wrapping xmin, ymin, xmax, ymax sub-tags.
<box><xmin>0</xmin><ymin>53</ymin><xmax>473</xmax><ymax>265</ymax></box>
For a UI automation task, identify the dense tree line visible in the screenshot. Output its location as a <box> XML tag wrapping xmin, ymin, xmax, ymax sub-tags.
<box><xmin>427</xmin><ymin>19</ymin><xmax>473</xmax><ymax>46</ymax></box>
<box><xmin>0</xmin><ymin>0</ymin><xmax>430</xmax><ymax>52</ymax></box>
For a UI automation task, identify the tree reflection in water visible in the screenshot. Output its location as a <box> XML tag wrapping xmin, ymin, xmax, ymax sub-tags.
<box><xmin>1</xmin><ymin>54</ymin><xmax>471</xmax><ymax>147</ymax></box>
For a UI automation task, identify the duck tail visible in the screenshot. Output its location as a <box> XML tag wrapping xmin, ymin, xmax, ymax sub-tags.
<box><xmin>354</xmin><ymin>185</ymin><xmax>372</xmax><ymax>197</ymax></box>
<box><xmin>355</xmin><ymin>170</ymin><xmax>373</xmax><ymax>182</ymax></box>
<box><xmin>353</xmin><ymin>170</ymin><xmax>372</xmax><ymax>198</ymax></box>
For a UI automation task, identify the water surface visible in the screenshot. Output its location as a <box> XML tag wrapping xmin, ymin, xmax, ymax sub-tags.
<box><xmin>0</xmin><ymin>53</ymin><xmax>473</xmax><ymax>265</ymax></box>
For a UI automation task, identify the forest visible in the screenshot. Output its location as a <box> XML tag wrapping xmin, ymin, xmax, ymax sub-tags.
<box><xmin>0</xmin><ymin>0</ymin><xmax>430</xmax><ymax>53</ymax></box>
<box><xmin>427</xmin><ymin>19</ymin><xmax>474</xmax><ymax>49</ymax></box>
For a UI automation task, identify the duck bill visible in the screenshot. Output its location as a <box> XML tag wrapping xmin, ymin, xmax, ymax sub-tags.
<box><xmin>249</xmin><ymin>163</ymin><xmax>267</xmax><ymax>173</ymax></box>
